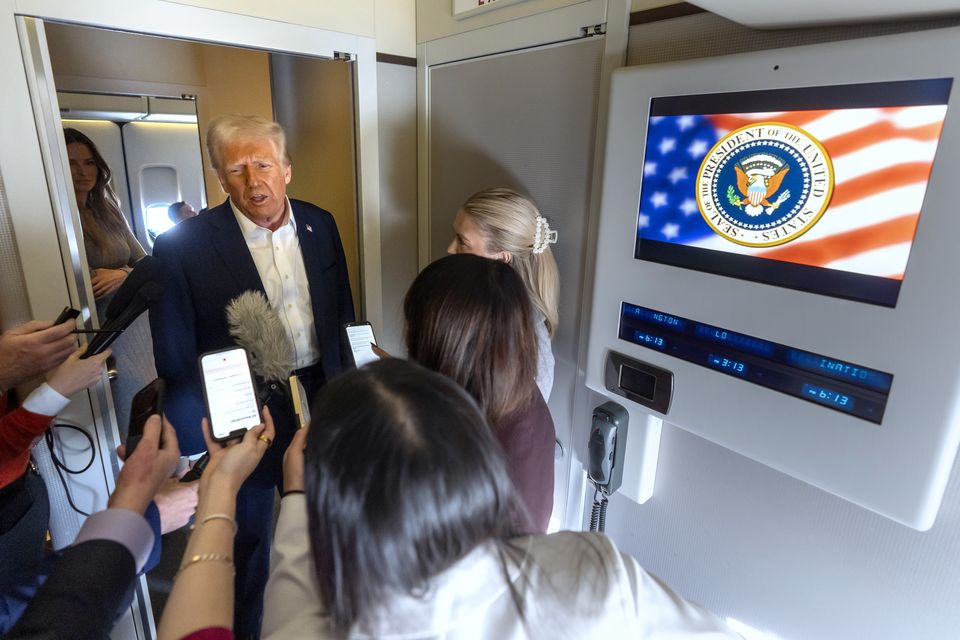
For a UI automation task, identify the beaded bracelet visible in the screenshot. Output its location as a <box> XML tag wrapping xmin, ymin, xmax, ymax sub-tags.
<box><xmin>176</xmin><ymin>553</ymin><xmax>234</xmax><ymax>578</ymax></box>
<box><xmin>192</xmin><ymin>513</ymin><xmax>238</xmax><ymax>536</ymax></box>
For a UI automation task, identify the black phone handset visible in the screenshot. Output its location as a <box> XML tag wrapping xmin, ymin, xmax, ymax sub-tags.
<box><xmin>587</xmin><ymin>402</ymin><xmax>629</xmax><ymax>532</ymax></box>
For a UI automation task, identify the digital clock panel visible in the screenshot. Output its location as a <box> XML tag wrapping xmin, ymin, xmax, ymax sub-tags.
<box><xmin>802</xmin><ymin>384</ymin><xmax>855</xmax><ymax>411</ymax></box>
<box><xmin>708</xmin><ymin>354</ymin><xmax>747</xmax><ymax>375</ymax></box>
<box><xmin>618</xmin><ymin>302</ymin><xmax>892</xmax><ymax>424</ymax></box>
<box><xmin>633</xmin><ymin>330</ymin><xmax>666</xmax><ymax>349</ymax></box>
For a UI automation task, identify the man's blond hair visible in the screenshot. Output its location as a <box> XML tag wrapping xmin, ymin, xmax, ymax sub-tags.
<box><xmin>206</xmin><ymin>114</ymin><xmax>288</xmax><ymax>171</ymax></box>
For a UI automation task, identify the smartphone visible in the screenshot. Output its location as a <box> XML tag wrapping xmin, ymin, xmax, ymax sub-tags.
<box><xmin>54</xmin><ymin>306</ymin><xmax>80</xmax><ymax>325</ymax></box>
<box><xmin>126</xmin><ymin>378</ymin><xmax>166</xmax><ymax>457</ymax></box>
<box><xmin>179</xmin><ymin>453</ymin><xmax>209</xmax><ymax>483</ymax></box>
<box><xmin>344</xmin><ymin>321</ymin><xmax>378</xmax><ymax>368</ymax></box>
<box><xmin>199</xmin><ymin>347</ymin><xmax>262</xmax><ymax>442</ymax></box>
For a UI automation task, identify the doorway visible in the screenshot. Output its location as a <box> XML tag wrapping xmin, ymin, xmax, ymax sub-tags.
<box><xmin>8</xmin><ymin>6</ymin><xmax>381</xmax><ymax>636</ymax></box>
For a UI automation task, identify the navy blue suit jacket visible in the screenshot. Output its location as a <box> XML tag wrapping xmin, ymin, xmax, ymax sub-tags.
<box><xmin>0</xmin><ymin>503</ymin><xmax>161</xmax><ymax>637</ymax></box>
<box><xmin>149</xmin><ymin>199</ymin><xmax>354</xmax><ymax>454</ymax></box>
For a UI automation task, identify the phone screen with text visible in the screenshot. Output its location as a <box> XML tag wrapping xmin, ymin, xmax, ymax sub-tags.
<box><xmin>200</xmin><ymin>348</ymin><xmax>261</xmax><ymax>440</ymax></box>
<box><xmin>346</xmin><ymin>323</ymin><xmax>378</xmax><ymax>367</ymax></box>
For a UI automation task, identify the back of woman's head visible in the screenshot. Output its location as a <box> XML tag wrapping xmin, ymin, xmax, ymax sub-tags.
<box><xmin>305</xmin><ymin>358</ymin><xmax>520</xmax><ymax>632</ymax></box>
<box><xmin>404</xmin><ymin>253</ymin><xmax>539</xmax><ymax>425</ymax></box>
<box><xmin>461</xmin><ymin>188</ymin><xmax>560</xmax><ymax>336</ymax></box>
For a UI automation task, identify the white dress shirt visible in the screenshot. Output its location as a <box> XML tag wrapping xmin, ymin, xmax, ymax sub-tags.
<box><xmin>231</xmin><ymin>199</ymin><xmax>319</xmax><ymax>369</ymax></box>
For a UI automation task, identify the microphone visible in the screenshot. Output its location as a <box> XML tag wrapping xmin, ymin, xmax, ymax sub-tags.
<box><xmin>225</xmin><ymin>291</ymin><xmax>295</xmax><ymax>382</ymax></box>
<box><xmin>82</xmin><ymin>282</ymin><xmax>163</xmax><ymax>358</ymax></box>
<box><xmin>103</xmin><ymin>256</ymin><xmax>162</xmax><ymax>320</ymax></box>
<box><xmin>81</xmin><ymin>258</ymin><xmax>164</xmax><ymax>359</ymax></box>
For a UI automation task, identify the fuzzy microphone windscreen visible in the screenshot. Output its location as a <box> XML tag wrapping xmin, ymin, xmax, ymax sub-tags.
<box><xmin>226</xmin><ymin>290</ymin><xmax>295</xmax><ymax>382</ymax></box>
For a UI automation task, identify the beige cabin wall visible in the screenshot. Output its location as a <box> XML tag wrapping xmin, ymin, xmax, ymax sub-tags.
<box><xmin>195</xmin><ymin>46</ymin><xmax>274</xmax><ymax>206</ymax></box>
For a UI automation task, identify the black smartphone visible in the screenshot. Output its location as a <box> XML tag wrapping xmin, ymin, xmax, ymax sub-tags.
<box><xmin>126</xmin><ymin>378</ymin><xmax>166</xmax><ymax>457</ymax></box>
<box><xmin>343</xmin><ymin>321</ymin><xmax>378</xmax><ymax>368</ymax></box>
<box><xmin>179</xmin><ymin>453</ymin><xmax>209</xmax><ymax>483</ymax></box>
<box><xmin>54</xmin><ymin>306</ymin><xmax>80</xmax><ymax>325</ymax></box>
<box><xmin>199</xmin><ymin>347</ymin><xmax>262</xmax><ymax>442</ymax></box>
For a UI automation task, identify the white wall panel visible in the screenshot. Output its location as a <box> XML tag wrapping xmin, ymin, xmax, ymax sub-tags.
<box><xmin>592</xmin><ymin>11</ymin><xmax>960</xmax><ymax>639</ymax></box>
<box><xmin>376</xmin><ymin>60</ymin><xmax>418</xmax><ymax>354</ymax></box>
<box><xmin>122</xmin><ymin>121</ymin><xmax>205</xmax><ymax>249</ymax></box>
<box><xmin>428</xmin><ymin>36</ymin><xmax>605</xmax><ymax>529</ymax></box>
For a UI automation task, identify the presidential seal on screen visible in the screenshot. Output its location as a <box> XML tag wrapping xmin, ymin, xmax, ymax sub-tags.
<box><xmin>696</xmin><ymin>122</ymin><xmax>834</xmax><ymax>247</ymax></box>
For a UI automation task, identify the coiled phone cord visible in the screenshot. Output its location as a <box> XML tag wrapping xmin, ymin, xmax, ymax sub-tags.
<box><xmin>589</xmin><ymin>484</ymin><xmax>609</xmax><ymax>532</ymax></box>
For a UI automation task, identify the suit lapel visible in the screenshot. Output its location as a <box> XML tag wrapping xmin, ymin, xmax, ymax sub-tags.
<box><xmin>208</xmin><ymin>201</ymin><xmax>266</xmax><ymax>296</ymax></box>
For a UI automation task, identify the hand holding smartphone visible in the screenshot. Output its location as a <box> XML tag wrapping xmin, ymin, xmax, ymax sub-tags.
<box><xmin>126</xmin><ymin>378</ymin><xmax>166</xmax><ymax>457</ymax></box>
<box><xmin>199</xmin><ymin>347</ymin><xmax>262</xmax><ymax>442</ymax></box>
<box><xmin>344</xmin><ymin>321</ymin><xmax>378</xmax><ymax>368</ymax></box>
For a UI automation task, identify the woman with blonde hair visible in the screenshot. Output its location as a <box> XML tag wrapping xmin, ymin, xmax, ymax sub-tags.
<box><xmin>449</xmin><ymin>187</ymin><xmax>559</xmax><ymax>400</ymax></box>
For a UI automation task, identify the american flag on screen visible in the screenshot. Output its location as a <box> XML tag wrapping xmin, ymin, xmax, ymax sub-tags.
<box><xmin>638</xmin><ymin>106</ymin><xmax>948</xmax><ymax>279</ymax></box>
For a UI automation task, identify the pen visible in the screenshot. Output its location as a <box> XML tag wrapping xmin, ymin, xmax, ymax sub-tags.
<box><xmin>70</xmin><ymin>329</ymin><xmax>123</xmax><ymax>334</ymax></box>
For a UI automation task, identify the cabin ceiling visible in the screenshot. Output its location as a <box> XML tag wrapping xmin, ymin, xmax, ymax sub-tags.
<box><xmin>688</xmin><ymin>0</ymin><xmax>960</xmax><ymax>28</ymax></box>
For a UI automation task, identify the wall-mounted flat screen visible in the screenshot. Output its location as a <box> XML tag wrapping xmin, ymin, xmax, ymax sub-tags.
<box><xmin>635</xmin><ymin>79</ymin><xmax>951</xmax><ymax>307</ymax></box>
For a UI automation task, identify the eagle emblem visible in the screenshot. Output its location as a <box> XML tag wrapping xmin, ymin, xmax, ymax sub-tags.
<box><xmin>728</xmin><ymin>153</ymin><xmax>792</xmax><ymax>217</ymax></box>
<box><xmin>695</xmin><ymin>121</ymin><xmax>834</xmax><ymax>248</ymax></box>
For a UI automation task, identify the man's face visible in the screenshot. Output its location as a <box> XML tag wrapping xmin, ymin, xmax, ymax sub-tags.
<box><xmin>179</xmin><ymin>203</ymin><xmax>197</xmax><ymax>219</ymax></box>
<box><xmin>218</xmin><ymin>136</ymin><xmax>291</xmax><ymax>230</ymax></box>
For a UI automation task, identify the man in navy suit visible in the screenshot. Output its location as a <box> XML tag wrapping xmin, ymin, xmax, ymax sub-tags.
<box><xmin>150</xmin><ymin>115</ymin><xmax>354</xmax><ymax>638</ymax></box>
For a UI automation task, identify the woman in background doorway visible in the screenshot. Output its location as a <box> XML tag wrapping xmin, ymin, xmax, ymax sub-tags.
<box><xmin>449</xmin><ymin>187</ymin><xmax>559</xmax><ymax>401</ymax></box>
<box><xmin>64</xmin><ymin>127</ymin><xmax>157</xmax><ymax>436</ymax></box>
<box><xmin>64</xmin><ymin>128</ymin><xmax>146</xmax><ymax>308</ymax></box>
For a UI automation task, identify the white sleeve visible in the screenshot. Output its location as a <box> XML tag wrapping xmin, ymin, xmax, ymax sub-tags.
<box><xmin>534</xmin><ymin>317</ymin><xmax>554</xmax><ymax>401</ymax></box>
<box><xmin>621</xmin><ymin>551</ymin><xmax>744</xmax><ymax>639</ymax></box>
<box><xmin>262</xmin><ymin>494</ymin><xmax>332</xmax><ymax>638</ymax></box>
<box><xmin>22</xmin><ymin>383</ymin><xmax>70</xmax><ymax>417</ymax></box>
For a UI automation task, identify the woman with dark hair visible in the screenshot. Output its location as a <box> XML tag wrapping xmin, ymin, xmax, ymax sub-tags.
<box><xmin>404</xmin><ymin>253</ymin><xmax>555</xmax><ymax>532</ymax></box>
<box><xmin>161</xmin><ymin>361</ymin><xmax>738</xmax><ymax>638</ymax></box>
<box><xmin>64</xmin><ymin>128</ymin><xmax>146</xmax><ymax>305</ymax></box>
<box><xmin>64</xmin><ymin>128</ymin><xmax>157</xmax><ymax>435</ymax></box>
<box><xmin>256</xmin><ymin>359</ymin><xmax>737</xmax><ymax>638</ymax></box>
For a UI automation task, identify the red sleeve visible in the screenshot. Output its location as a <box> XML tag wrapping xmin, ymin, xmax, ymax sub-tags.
<box><xmin>0</xmin><ymin>393</ymin><xmax>54</xmax><ymax>468</ymax></box>
<box><xmin>179</xmin><ymin>628</ymin><xmax>233</xmax><ymax>640</ymax></box>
